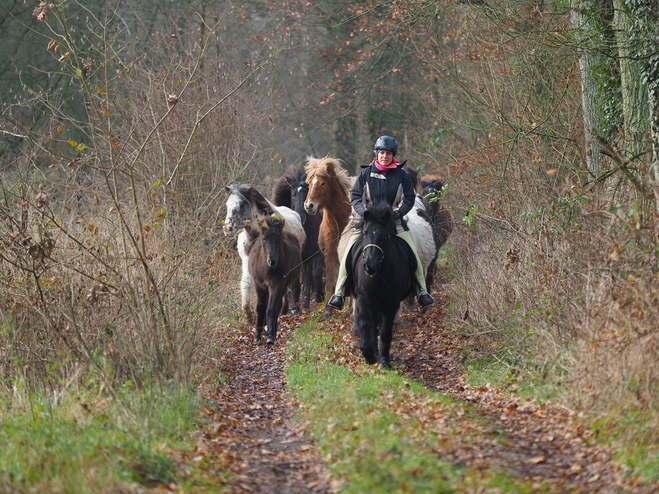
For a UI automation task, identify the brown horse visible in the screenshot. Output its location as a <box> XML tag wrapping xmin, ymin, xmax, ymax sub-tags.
<box><xmin>304</xmin><ymin>156</ymin><xmax>353</xmax><ymax>318</ymax></box>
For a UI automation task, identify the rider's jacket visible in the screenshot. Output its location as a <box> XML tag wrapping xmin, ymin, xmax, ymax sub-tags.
<box><xmin>351</xmin><ymin>161</ymin><xmax>416</xmax><ymax>231</ymax></box>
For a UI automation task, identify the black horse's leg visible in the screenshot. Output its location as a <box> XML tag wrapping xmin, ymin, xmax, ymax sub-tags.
<box><xmin>266</xmin><ymin>287</ymin><xmax>285</xmax><ymax>344</ymax></box>
<box><xmin>254</xmin><ymin>288</ymin><xmax>268</xmax><ymax>342</ymax></box>
<box><xmin>355</xmin><ymin>299</ymin><xmax>377</xmax><ymax>365</ymax></box>
<box><xmin>301</xmin><ymin>264</ymin><xmax>312</xmax><ymax>310</ymax></box>
<box><xmin>289</xmin><ymin>278</ymin><xmax>301</xmax><ymax>314</ymax></box>
<box><xmin>378</xmin><ymin>310</ymin><xmax>397</xmax><ymax>369</ymax></box>
<box><xmin>313</xmin><ymin>256</ymin><xmax>325</xmax><ymax>303</ymax></box>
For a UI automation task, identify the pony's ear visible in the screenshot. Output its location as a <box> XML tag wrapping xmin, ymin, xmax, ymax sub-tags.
<box><xmin>363</xmin><ymin>210</ymin><xmax>371</xmax><ymax>221</ymax></box>
<box><xmin>326</xmin><ymin>160</ymin><xmax>336</xmax><ymax>176</ymax></box>
<box><xmin>257</xmin><ymin>218</ymin><xmax>268</xmax><ymax>229</ymax></box>
<box><xmin>363</xmin><ymin>182</ymin><xmax>373</xmax><ymax>207</ymax></box>
<box><xmin>384</xmin><ymin>210</ymin><xmax>391</xmax><ymax>222</ymax></box>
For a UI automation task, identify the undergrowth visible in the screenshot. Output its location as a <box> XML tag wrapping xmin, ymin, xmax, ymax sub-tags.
<box><xmin>0</xmin><ymin>376</ymin><xmax>200</xmax><ymax>492</ymax></box>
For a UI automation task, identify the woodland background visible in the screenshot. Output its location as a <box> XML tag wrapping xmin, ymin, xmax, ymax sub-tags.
<box><xmin>2</xmin><ymin>0</ymin><xmax>659</xmax><ymax>488</ymax></box>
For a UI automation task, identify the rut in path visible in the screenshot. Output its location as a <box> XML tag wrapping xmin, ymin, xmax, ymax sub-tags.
<box><xmin>196</xmin><ymin>318</ymin><xmax>334</xmax><ymax>494</ymax></box>
<box><xmin>392</xmin><ymin>286</ymin><xmax>659</xmax><ymax>493</ymax></box>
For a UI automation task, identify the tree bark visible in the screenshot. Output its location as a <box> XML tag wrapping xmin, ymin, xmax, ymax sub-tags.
<box><xmin>571</xmin><ymin>0</ymin><xmax>604</xmax><ymax>174</ymax></box>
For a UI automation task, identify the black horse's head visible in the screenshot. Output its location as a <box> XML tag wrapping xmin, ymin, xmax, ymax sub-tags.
<box><xmin>358</xmin><ymin>202</ymin><xmax>398</xmax><ymax>277</ymax></box>
<box><xmin>287</xmin><ymin>169</ymin><xmax>310</xmax><ymax>226</ymax></box>
<box><xmin>257</xmin><ymin>216</ymin><xmax>286</xmax><ymax>267</ymax></box>
<box><xmin>272</xmin><ymin>167</ymin><xmax>310</xmax><ymax>225</ymax></box>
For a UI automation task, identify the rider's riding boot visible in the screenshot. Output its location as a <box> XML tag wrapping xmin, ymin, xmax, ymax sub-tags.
<box><xmin>418</xmin><ymin>292</ymin><xmax>434</xmax><ymax>309</ymax></box>
<box><xmin>328</xmin><ymin>294</ymin><xmax>345</xmax><ymax>310</ymax></box>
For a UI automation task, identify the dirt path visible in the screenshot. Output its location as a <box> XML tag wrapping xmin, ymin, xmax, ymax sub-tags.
<box><xmin>190</xmin><ymin>284</ymin><xmax>657</xmax><ymax>493</ymax></box>
<box><xmin>194</xmin><ymin>317</ymin><xmax>334</xmax><ymax>493</ymax></box>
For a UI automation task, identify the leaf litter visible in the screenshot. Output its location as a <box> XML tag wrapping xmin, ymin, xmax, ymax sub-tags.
<box><xmin>184</xmin><ymin>283</ymin><xmax>659</xmax><ymax>493</ymax></box>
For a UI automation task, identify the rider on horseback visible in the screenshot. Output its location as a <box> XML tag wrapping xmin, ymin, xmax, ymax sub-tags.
<box><xmin>328</xmin><ymin>135</ymin><xmax>435</xmax><ymax>311</ymax></box>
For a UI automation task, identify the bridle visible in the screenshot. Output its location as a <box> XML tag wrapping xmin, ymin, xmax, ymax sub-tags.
<box><xmin>362</xmin><ymin>243</ymin><xmax>384</xmax><ymax>259</ymax></box>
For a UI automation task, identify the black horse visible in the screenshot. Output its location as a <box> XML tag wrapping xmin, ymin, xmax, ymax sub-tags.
<box><xmin>343</xmin><ymin>201</ymin><xmax>416</xmax><ymax>369</ymax></box>
<box><xmin>248</xmin><ymin>216</ymin><xmax>302</xmax><ymax>344</ymax></box>
<box><xmin>272</xmin><ymin>166</ymin><xmax>325</xmax><ymax>310</ymax></box>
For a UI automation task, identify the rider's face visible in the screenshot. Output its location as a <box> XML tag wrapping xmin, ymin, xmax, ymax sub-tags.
<box><xmin>377</xmin><ymin>149</ymin><xmax>394</xmax><ymax>167</ymax></box>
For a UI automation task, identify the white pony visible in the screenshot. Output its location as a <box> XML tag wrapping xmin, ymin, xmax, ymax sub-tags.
<box><xmin>223</xmin><ymin>184</ymin><xmax>306</xmax><ymax>324</ymax></box>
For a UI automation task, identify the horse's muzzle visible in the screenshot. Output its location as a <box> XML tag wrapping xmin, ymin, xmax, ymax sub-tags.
<box><xmin>267</xmin><ymin>257</ymin><xmax>278</xmax><ymax>267</ymax></box>
<box><xmin>224</xmin><ymin>226</ymin><xmax>238</xmax><ymax>238</ymax></box>
<box><xmin>304</xmin><ymin>203</ymin><xmax>318</xmax><ymax>215</ymax></box>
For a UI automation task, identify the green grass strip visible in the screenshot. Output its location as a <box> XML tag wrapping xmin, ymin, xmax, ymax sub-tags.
<box><xmin>286</xmin><ymin>320</ymin><xmax>539</xmax><ymax>493</ymax></box>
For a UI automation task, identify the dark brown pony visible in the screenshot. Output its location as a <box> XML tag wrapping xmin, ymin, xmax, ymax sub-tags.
<box><xmin>304</xmin><ymin>156</ymin><xmax>353</xmax><ymax>318</ymax></box>
<box><xmin>272</xmin><ymin>166</ymin><xmax>325</xmax><ymax>310</ymax></box>
<box><xmin>248</xmin><ymin>216</ymin><xmax>302</xmax><ymax>344</ymax></box>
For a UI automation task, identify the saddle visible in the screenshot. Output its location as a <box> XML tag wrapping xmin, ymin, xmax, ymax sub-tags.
<box><xmin>344</xmin><ymin>233</ymin><xmax>417</xmax><ymax>296</ymax></box>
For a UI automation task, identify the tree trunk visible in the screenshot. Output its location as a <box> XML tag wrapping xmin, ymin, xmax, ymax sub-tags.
<box><xmin>571</xmin><ymin>0</ymin><xmax>604</xmax><ymax>174</ymax></box>
<box><xmin>614</xmin><ymin>0</ymin><xmax>650</xmax><ymax>157</ymax></box>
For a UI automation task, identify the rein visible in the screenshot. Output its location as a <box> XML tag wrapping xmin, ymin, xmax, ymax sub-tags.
<box><xmin>280</xmin><ymin>222</ymin><xmax>356</xmax><ymax>279</ymax></box>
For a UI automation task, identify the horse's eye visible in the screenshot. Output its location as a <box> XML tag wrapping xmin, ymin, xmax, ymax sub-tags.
<box><xmin>321</xmin><ymin>182</ymin><xmax>326</xmax><ymax>187</ymax></box>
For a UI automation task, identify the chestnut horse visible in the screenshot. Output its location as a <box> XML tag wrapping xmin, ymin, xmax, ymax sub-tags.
<box><xmin>303</xmin><ymin>156</ymin><xmax>352</xmax><ymax>318</ymax></box>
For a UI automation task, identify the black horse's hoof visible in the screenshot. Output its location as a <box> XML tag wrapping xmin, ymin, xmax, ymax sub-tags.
<box><xmin>362</xmin><ymin>348</ymin><xmax>377</xmax><ymax>365</ymax></box>
<box><xmin>266</xmin><ymin>337</ymin><xmax>275</xmax><ymax>345</ymax></box>
<box><xmin>291</xmin><ymin>308</ymin><xmax>300</xmax><ymax>315</ymax></box>
<box><xmin>380</xmin><ymin>361</ymin><xmax>391</xmax><ymax>370</ymax></box>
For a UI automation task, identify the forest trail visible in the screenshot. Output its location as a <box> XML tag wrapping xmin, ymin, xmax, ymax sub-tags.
<box><xmin>191</xmin><ymin>284</ymin><xmax>658</xmax><ymax>493</ymax></box>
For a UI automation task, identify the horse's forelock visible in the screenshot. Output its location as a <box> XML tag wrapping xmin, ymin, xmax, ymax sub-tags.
<box><xmin>358</xmin><ymin>202</ymin><xmax>395</xmax><ymax>230</ymax></box>
<box><xmin>304</xmin><ymin>156</ymin><xmax>351</xmax><ymax>194</ymax></box>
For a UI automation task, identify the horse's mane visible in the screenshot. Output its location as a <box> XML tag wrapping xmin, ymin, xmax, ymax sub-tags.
<box><xmin>272</xmin><ymin>166</ymin><xmax>307</xmax><ymax>208</ymax></box>
<box><xmin>421</xmin><ymin>175</ymin><xmax>446</xmax><ymax>195</ymax></box>
<box><xmin>355</xmin><ymin>201</ymin><xmax>396</xmax><ymax>232</ymax></box>
<box><xmin>237</xmin><ymin>184</ymin><xmax>276</xmax><ymax>214</ymax></box>
<box><xmin>304</xmin><ymin>156</ymin><xmax>352</xmax><ymax>195</ymax></box>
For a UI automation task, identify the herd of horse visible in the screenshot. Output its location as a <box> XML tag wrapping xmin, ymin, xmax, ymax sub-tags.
<box><xmin>223</xmin><ymin>156</ymin><xmax>453</xmax><ymax>368</ymax></box>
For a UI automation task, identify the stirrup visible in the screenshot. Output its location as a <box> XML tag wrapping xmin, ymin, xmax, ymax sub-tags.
<box><xmin>328</xmin><ymin>294</ymin><xmax>345</xmax><ymax>310</ymax></box>
<box><xmin>418</xmin><ymin>293</ymin><xmax>434</xmax><ymax>309</ymax></box>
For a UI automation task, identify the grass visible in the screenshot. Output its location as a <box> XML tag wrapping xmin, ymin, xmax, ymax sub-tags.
<box><xmin>286</xmin><ymin>318</ymin><xmax>542</xmax><ymax>493</ymax></box>
<box><xmin>0</xmin><ymin>378</ymin><xmax>201</xmax><ymax>493</ymax></box>
<box><xmin>590</xmin><ymin>411</ymin><xmax>659</xmax><ymax>483</ymax></box>
<box><xmin>463</xmin><ymin>356</ymin><xmax>565</xmax><ymax>403</ymax></box>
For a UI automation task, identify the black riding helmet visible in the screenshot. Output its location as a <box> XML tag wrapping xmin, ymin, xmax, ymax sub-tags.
<box><xmin>374</xmin><ymin>135</ymin><xmax>398</xmax><ymax>157</ymax></box>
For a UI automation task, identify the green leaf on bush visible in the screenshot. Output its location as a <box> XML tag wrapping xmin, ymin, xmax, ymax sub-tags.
<box><xmin>76</xmin><ymin>143</ymin><xmax>86</xmax><ymax>153</ymax></box>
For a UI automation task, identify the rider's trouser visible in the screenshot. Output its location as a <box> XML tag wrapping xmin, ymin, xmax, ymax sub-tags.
<box><xmin>333</xmin><ymin>229</ymin><xmax>428</xmax><ymax>297</ymax></box>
